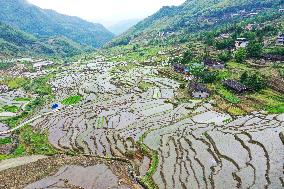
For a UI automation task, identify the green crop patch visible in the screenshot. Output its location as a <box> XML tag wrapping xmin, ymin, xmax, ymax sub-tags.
<box><xmin>0</xmin><ymin>137</ymin><xmax>12</xmax><ymax>145</ymax></box>
<box><xmin>3</xmin><ymin>105</ymin><xmax>19</xmax><ymax>113</ymax></box>
<box><xmin>14</xmin><ymin>97</ymin><xmax>32</xmax><ymax>102</ymax></box>
<box><xmin>61</xmin><ymin>95</ymin><xmax>81</xmax><ymax>105</ymax></box>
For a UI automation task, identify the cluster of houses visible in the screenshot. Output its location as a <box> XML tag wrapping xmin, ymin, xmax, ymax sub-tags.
<box><xmin>232</xmin><ymin>33</ymin><xmax>284</xmax><ymax>49</ymax></box>
<box><xmin>33</xmin><ymin>60</ymin><xmax>54</xmax><ymax>71</ymax></box>
<box><xmin>172</xmin><ymin>56</ymin><xmax>250</xmax><ymax>99</ymax></box>
<box><xmin>216</xmin><ymin>21</ymin><xmax>284</xmax><ymax>49</ymax></box>
<box><xmin>203</xmin><ymin>58</ymin><xmax>225</xmax><ymax>69</ymax></box>
<box><xmin>230</xmin><ymin>10</ymin><xmax>258</xmax><ymax>18</ymax></box>
<box><xmin>16</xmin><ymin>58</ymin><xmax>54</xmax><ymax>71</ymax></box>
<box><xmin>158</xmin><ymin>31</ymin><xmax>176</xmax><ymax>38</ymax></box>
<box><xmin>188</xmin><ymin>79</ymin><xmax>248</xmax><ymax>99</ymax></box>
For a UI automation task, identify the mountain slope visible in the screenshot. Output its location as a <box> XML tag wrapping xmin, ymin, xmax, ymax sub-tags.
<box><xmin>0</xmin><ymin>22</ymin><xmax>85</xmax><ymax>57</ymax></box>
<box><xmin>0</xmin><ymin>0</ymin><xmax>114</xmax><ymax>48</ymax></box>
<box><xmin>109</xmin><ymin>0</ymin><xmax>283</xmax><ymax>46</ymax></box>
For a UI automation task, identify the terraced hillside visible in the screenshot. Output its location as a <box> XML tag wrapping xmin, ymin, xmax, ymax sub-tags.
<box><xmin>27</xmin><ymin>59</ymin><xmax>284</xmax><ymax>188</ymax></box>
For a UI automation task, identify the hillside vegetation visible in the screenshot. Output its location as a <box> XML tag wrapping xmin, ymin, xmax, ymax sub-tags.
<box><xmin>0</xmin><ymin>0</ymin><xmax>114</xmax><ymax>48</ymax></box>
<box><xmin>0</xmin><ymin>22</ymin><xmax>86</xmax><ymax>57</ymax></box>
<box><xmin>109</xmin><ymin>0</ymin><xmax>283</xmax><ymax>46</ymax></box>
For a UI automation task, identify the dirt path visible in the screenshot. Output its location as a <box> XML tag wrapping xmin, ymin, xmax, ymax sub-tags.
<box><xmin>0</xmin><ymin>155</ymin><xmax>47</xmax><ymax>172</ymax></box>
<box><xmin>0</xmin><ymin>109</ymin><xmax>60</xmax><ymax>136</ymax></box>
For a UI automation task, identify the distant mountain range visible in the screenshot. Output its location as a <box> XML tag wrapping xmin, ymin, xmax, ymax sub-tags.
<box><xmin>107</xmin><ymin>19</ymin><xmax>142</xmax><ymax>35</ymax></box>
<box><xmin>0</xmin><ymin>0</ymin><xmax>114</xmax><ymax>48</ymax></box>
<box><xmin>109</xmin><ymin>0</ymin><xmax>283</xmax><ymax>46</ymax></box>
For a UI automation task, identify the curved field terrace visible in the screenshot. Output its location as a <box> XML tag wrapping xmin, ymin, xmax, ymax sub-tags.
<box><xmin>1</xmin><ymin>60</ymin><xmax>283</xmax><ymax>189</ymax></box>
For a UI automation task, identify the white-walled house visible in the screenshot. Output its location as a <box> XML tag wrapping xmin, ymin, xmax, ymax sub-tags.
<box><xmin>189</xmin><ymin>83</ymin><xmax>210</xmax><ymax>99</ymax></box>
<box><xmin>33</xmin><ymin>61</ymin><xmax>54</xmax><ymax>71</ymax></box>
<box><xmin>235</xmin><ymin>38</ymin><xmax>249</xmax><ymax>49</ymax></box>
<box><xmin>276</xmin><ymin>34</ymin><xmax>284</xmax><ymax>46</ymax></box>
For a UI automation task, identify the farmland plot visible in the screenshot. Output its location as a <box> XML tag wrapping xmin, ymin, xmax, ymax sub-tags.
<box><xmin>28</xmin><ymin>60</ymin><xmax>284</xmax><ymax>189</ymax></box>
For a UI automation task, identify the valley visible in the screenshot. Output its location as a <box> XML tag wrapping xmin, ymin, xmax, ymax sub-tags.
<box><xmin>0</xmin><ymin>56</ymin><xmax>283</xmax><ymax>188</ymax></box>
<box><xmin>0</xmin><ymin>0</ymin><xmax>283</xmax><ymax>188</ymax></box>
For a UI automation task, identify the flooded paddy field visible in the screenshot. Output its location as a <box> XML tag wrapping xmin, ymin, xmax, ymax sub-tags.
<box><xmin>0</xmin><ymin>155</ymin><xmax>140</xmax><ymax>189</ymax></box>
<box><xmin>1</xmin><ymin>60</ymin><xmax>283</xmax><ymax>189</ymax></box>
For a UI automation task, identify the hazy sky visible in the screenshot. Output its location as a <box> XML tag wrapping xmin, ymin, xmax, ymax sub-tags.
<box><xmin>27</xmin><ymin>0</ymin><xmax>185</xmax><ymax>26</ymax></box>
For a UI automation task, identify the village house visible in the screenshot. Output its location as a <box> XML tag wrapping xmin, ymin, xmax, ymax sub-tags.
<box><xmin>231</xmin><ymin>13</ymin><xmax>240</xmax><ymax>18</ymax></box>
<box><xmin>185</xmin><ymin>73</ymin><xmax>194</xmax><ymax>81</ymax></box>
<box><xmin>173</xmin><ymin>64</ymin><xmax>188</xmax><ymax>74</ymax></box>
<box><xmin>223</xmin><ymin>79</ymin><xmax>247</xmax><ymax>93</ymax></box>
<box><xmin>218</xmin><ymin>33</ymin><xmax>230</xmax><ymax>39</ymax></box>
<box><xmin>247</xmin><ymin>12</ymin><xmax>258</xmax><ymax>17</ymax></box>
<box><xmin>262</xmin><ymin>54</ymin><xmax>284</xmax><ymax>61</ymax></box>
<box><xmin>245</xmin><ymin>23</ymin><xmax>258</xmax><ymax>31</ymax></box>
<box><xmin>158</xmin><ymin>51</ymin><xmax>166</xmax><ymax>55</ymax></box>
<box><xmin>158</xmin><ymin>31</ymin><xmax>175</xmax><ymax>37</ymax></box>
<box><xmin>235</xmin><ymin>38</ymin><xmax>249</xmax><ymax>49</ymax></box>
<box><xmin>17</xmin><ymin>58</ymin><xmax>33</xmax><ymax>63</ymax></box>
<box><xmin>33</xmin><ymin>60</ymin><xmax>54</xmax><ymax>71</ymax></box>
<box><xmin>215</xmin><ymin>33</ymin><xmax>230</xmax><ymax>41</ymax></box>
<box><xmin>276</xmin><ymin>34</ymin><xmax>284</xmax><ymax>46</ymax></box>
<box><xmin>0</xmin><ymin>85</ymin><xmax>8</xmax><ymax>93</ymax></box>
<box><xmin>203</xmin><ymin>58</ymin><xmax>225</xmax><ymax>69</ymax></box>
<box><xmin>189</xmin><ymin>82</ymin><xmax>210</xmax><ymax>98</ymax></box>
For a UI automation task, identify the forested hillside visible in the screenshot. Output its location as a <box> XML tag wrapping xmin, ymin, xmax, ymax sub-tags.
<box><xmin>109</xmin><ymin>0</ymin><xmax>283</xmax><ymax>46</ymax></box>
<box><xmin>0</xmin><ymin>22</ymin><xmax>86</xmax><ymax>57</ymax></box>
<box><xmin>0</xmin><ymin>0</ymin><xmax>114</xmax><ymax>48</ymax></box>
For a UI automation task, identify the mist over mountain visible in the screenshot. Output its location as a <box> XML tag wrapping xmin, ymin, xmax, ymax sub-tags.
<box><xmin>108</xmin><ymin>19</ymin><xmax>142</xmax><ymax>36</ymax></box>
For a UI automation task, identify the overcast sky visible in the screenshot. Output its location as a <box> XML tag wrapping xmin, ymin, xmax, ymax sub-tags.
<box><xmin>27</xmin><ymin>0</ymin><xmax>185</xmax><ymax>26</ymax></box>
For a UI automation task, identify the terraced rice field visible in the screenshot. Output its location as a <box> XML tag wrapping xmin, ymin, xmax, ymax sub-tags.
<box><xmin>29</xmin><ymin>60</ymin><xmax>284</xmax><ymax>188</ymax></box>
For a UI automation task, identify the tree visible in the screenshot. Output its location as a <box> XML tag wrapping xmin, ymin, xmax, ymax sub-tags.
<box><xmin>181</xmin><ymin>50</ymin><xmax>193</xmax><ymax>64</ymax></box>
<box><xmin>235</xmin><ymin>48</ymin><xmax>247</xmax><ymax>63</ymax></box>
<box><xmin>240</xmin><ymin>71</ymin><xmax>266</xmax><ymax>91</ymax></box>
<box><xmin>218</xmin><ymin>50</ymin><xmax>232</xmax><ymax>62</ymax></box>
<box><xmin>214</xmin><ymin>38</ymin><xmax>234</xmax><ymax>50</ymax></box>
<box><xmin>189</xmin><ymin>63</ymin><xmax>204</xmax><ymax>78</ymax></box>
<box><xmin>246</xmin><ymin>41</ymin><xmax>263</xmax><ymax>58</ymax></box>
<box><xmin>240</xmin><ymin>71</ymin><xmax>249</xmax><ymax>82</ymax></box>
<box><xmin>200</xmin><ymin>71</ymin><xmax>218</xmax><ymax>83</ymax></box>
<box><xmin>204</xmin><ymin>32</ymin><xmax>215</xmax><ymax>46</ymax></box>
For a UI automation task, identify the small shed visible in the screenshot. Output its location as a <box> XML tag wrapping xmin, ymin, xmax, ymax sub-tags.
<box><xmin>223</xmin><ymin>80</ymin><xmax>247</xmax><ymax>93</ymax></box>
<box><xmin>262</xmin><ymin>54</ymin><xmax>284</xmax><ymax>61</ymax></box>
<box><xmin>235</xmin><ymin>38</ymin><xmax>249</xmax><ymax>49</ymax></box>
<box><xmin>204</xmin><ymin>58</ymin><xmax>225</xmax><ymax>69</ymax></box>
<box><xmin>276</xmin><ymin>34</ymin><xmax>284</xmax><ymax>46</ymax></box>
<box><xmin>0</xmin><ymin>85</ymin><xmax>8</xmax><ymax>93</ymax></box>
<box><xmin>189</xmin><ymin>82</ymin><xmax>210</xmax><ymax>98</ymax></box>
<box><xmin>173</xmin><ymin>64</ymin><xmax>188</xmax><ymax>74</ymax></box>
<box><xmin>245</xmin><ymin>24</ymin><xmax>257</xmax><ymax>31</ymax></box>
<box><xmin>33</xmin><ymin>61</ymin><xmax>54</xmax><ymax>71</ymax></box>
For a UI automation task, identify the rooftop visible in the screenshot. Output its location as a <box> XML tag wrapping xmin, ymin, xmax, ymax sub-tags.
<box><xmin>190</xmin><ymin>82</ymin><xmax>210</xmax><ymax>93</ymax></box>
<box><xmin>236</xmin><ymin>38</ymin><xmax>248</xmax><ymax>41</ymax></box>
<box><xmin>223</xmin><ymin>79</ymin><xmax>247</xmax><ymax>93</ymax></box>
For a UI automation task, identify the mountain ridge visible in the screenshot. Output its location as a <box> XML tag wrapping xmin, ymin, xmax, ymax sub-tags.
<box><xmin>108</xmin><ymin>0</ymin><xmax>283</xmax><ymax>47</ymax></box>
<box><xmin>0</xmin><ymin>22</ymin><xmax>86</xmax><ymax>58</ymax></box>
<box><xmin>0</xmin><ymin>0</ymin><xmax>114</xmax><ymax>48</ymax></box>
